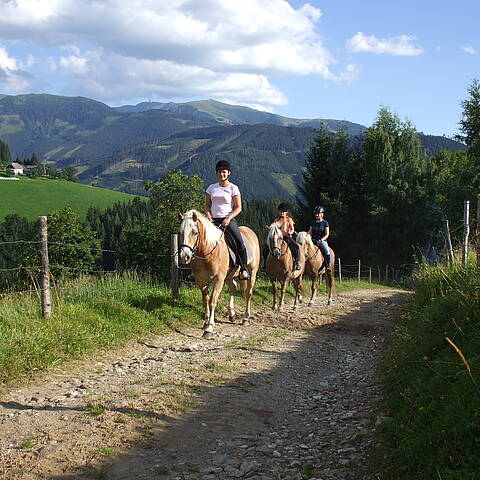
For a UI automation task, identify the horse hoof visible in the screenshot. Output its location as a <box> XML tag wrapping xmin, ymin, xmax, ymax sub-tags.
<box><xmin>308</xmin><ymin>301</ymin><xmax>314</xmax><ymax>307</ymax></box>
<box><xmin>242</xmin><ymin>318</ymin><xmax>251</xmax><ymax>326</ymax></box>
<box><xmin>202</xmin><ymin>331</ymin><xmax>214</xmax><ymax>340</ymax></box>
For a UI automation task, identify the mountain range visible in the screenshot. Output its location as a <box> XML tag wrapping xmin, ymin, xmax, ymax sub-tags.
<box><xmin>0</xmin><ymin>93</ymin><xmax>466</xmax><ymax>199</ymax></box>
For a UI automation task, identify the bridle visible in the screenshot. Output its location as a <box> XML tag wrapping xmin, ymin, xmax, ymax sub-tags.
<box><xmin>180</xmin><ymin>219</ymin><xmax>224</xmax><ymax>260</ymax></box>
<box><xmin>268</xmin><ymin>226</ymin><xmax>287</xmax><ymax>258</ymax></box>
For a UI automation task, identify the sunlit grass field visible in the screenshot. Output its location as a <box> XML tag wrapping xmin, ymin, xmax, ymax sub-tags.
<box><xmin>0</xmin><ymin>176</ymin><xmax>140</xmax><ymax>221</ymax></box>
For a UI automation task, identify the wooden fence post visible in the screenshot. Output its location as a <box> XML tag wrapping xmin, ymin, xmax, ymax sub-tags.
<box><xmin>377</xmin><ymin>266</ymin><xmax>381</xmax><ymax>282</ymax></box>
<box><xmin>444</xmin><ymin>216</ymin><xmax>454</xmax><ymax>263</ymax></box>
<box><xmin>463</xmin><ymin>200</ymin><xmax>470</xmax><ymax>265</ymax></box>
<box><xmin>385</xmin><ymin>265</ymin><xmax>389</xmax><ymax>282</ymax></box>
<box><xmin>39</xmin><ymin>216</ymin><xmax>51</xmax><ymax>319</ymax></box>
<box><xmin>171</xmin><ymin>233</ymin><xmax>179</xmax><ymax>301</ymax></box>
<box><xmin>358</xmin><ymin>259</ymin><xmax>361</xmax><ymax>282</ymax></box>
<box><xmin>338</xmin><ymin>257</ymin><xmax>342</xmax><ymax>282</ymax></box>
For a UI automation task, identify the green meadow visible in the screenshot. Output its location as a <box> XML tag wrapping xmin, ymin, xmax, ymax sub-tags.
<box><xmin>0</xmin><ymin>176</ymin><xmax>141</xmax><ymax>221</ymax></box>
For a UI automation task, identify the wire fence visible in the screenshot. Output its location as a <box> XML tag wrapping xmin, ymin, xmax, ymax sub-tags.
<box><xmin>2</xmin><ymin>207</ymin><xmax>479</xmax><ymax>312</ymax></box>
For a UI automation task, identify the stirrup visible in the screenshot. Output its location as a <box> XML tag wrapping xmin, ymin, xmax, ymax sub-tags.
<box><xmin>239</xmin><ymin>268</ymin><xmax>249</xmax><ymax>280</ymax></box>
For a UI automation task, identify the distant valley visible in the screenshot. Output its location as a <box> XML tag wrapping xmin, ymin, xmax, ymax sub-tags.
<box><xmin>0</xmin><ymin>94</ymin><xmax>466</xmax><ymax>199</ymax></box>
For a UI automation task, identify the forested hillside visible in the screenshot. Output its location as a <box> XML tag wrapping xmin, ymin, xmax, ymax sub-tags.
<box><xmin>0</xmin><ymin>94</ymin><xmax>217</xmax><ymax>166</ymax></box>
<box><xmin>0</xmin><ymin>93</ymin><xmax>466</xmax><ymax>199</ymax></box>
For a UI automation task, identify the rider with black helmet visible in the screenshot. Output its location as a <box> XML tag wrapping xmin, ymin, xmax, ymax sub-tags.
<box><xmin>307</xmin><ymin>205</ymin><xmax>331</xmax><ymax>272</ymax></box>
<box><xmin>205</xmin><ymin>160</ymin><xmax>249</xmax><ymax>280</ymax></box>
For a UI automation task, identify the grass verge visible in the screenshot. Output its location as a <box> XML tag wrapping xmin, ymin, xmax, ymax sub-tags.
<box><xmin>0</xmin><ymin>273</ymin><xmax>203</xmax><ymax>385</ymax></box>
<box><xmin>371</xmin><ymin>260</ymin><xmax>480</xmax><ymax>480</ymax></box>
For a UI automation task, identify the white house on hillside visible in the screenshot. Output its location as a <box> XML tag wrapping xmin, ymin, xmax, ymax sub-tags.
<box><xmin>6</xmin><ymin>163</ymin><xmax>24</xmax><ymax>175</ymax></box>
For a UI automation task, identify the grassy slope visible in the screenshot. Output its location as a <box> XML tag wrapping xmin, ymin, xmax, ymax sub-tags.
<box><xmin>373</xmin><ymin>261</ymin><xmax>480</xmax><ymax>480</ymax></box>
<box><xmin>0</xmin><ymin>176</ymin><xmax>142</xmax><ymax>221</ymax></box>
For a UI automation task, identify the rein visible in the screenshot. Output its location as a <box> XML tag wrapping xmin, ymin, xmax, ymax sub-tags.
<box><xmin>305</xmin><ymin>244</ymin><xmax>321</xmax><ymax>261</ymax></box>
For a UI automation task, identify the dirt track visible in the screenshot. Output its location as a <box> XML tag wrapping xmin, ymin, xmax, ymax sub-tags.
<box><xmin>0</xmin><ymin>288</ymin><xmax>409</xmax><ymax>480</ymax></box>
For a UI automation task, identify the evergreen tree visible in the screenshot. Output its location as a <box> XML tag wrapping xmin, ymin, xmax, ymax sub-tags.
<box><xmin>298</xmin><ymin>127</ymin><xmax>364</xmax><ymax>259</ymax></box>
<box><xmin>457</xmin><ymin>78</ymin><xmax>480</xmax><ymax>161</ymax></box>
<box><xmin>0</xmin><ymin>140</ymin><xmax>12</xmax><ymax>167</ymax></box>
<box><xmin>362</xmin><ymin>107</ymin><xmax>430</xmax><ymax>265</ymax></box>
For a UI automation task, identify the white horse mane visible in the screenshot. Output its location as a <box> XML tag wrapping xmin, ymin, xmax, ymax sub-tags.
<box><xmin>182</xmin><ymin>209</ymin><xmax>223</xmax><ymax>244</ymax></box>
<box><xmin>296</xmin><ymin>231</ymin><xmax>313</xmax><ymax>247</ymax></box>
<box><xmin>267</xmin><ymin>221</ymin><xmax>283</xmax><ymax>244</ymax></box>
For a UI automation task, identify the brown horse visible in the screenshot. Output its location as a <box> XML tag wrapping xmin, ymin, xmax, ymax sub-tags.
<box><xmin>296</xmin><ymin>231</ymin><xmax>335</xmax><ymax>306</ymax></box>
<box><xmin>265</xmin><ymin>222</ymin><xmax>306</xmax><ymax>311</ymax></box>
<box><xmin>179</xmin><ymin>210</ymin><xmax>260</xmax><ymax>339</ymax></box>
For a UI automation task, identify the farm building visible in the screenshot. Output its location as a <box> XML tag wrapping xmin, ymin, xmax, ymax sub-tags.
<box><xmin>6</xmin><ymin>163</ymin><xmax>25</xmax><ymax>175</ymax></box>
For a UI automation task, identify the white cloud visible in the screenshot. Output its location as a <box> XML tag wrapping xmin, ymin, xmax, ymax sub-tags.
<box><xmin>0</xmin><ymin>44</ymin><xmax>33</xmax><ymax>91</ymax></box>
<box><xmin>346</xmin><ymin>32</ymin><xmax>424</xmax><ymax>56</ymax></box>
<box><xmin>0</xmin><ymin>0</ymin><xmax>351</xmax><ymax>108</ymax></box>
<box><xmin>461</xmin><ymin>45</ymin><xmax>477</xmax><ymax>55</ymax></box>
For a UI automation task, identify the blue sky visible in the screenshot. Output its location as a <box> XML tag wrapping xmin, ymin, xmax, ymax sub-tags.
<box><xmin>0</xmin><ymin>0</ymin><xmax>478</xmax><ymax>137</ymax></box>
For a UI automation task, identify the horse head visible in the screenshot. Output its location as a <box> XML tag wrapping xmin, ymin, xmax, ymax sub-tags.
<box><xmin>179</xmin><ymin>211</ymin><xmax>199</xmax><ymax>264</ymax></box>
<box><xmin>267</xmin><ymin>222</ymin><xmax>284</xmax><ymax>259</ymax></box>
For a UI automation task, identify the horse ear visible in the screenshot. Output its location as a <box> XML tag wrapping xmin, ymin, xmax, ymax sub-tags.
<box><xmin>192</xmin><ymin>212</ymin><xmax>198</xmax><ymax>222</ymax></box>
<box><xmin>178</xmin><ymin>213</ymin><xmax>184</xmax><ymax>220</ymax></box>
<box><xmin>265</xmin><ymin>225</ymin><xmax>270</xmax><ymax>230</ymax></box>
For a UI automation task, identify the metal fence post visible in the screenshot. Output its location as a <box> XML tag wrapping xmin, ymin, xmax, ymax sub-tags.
<box><xmin>338</xmin><ymin>257</ymin><xmax>342</xmax><ymax>282</ymax></box>
<box><xmin>39</xmin><ymin>216</ymin><xmax>51</xmax><ymax>319</ymax></box>
<box><xmin>463</xmin><ymin>200</ymin><xmax>470</xmax><ymax>265</ymax></box>
<box><xmin>477</xmin><ymin>194</ymin><xmax>480</xmax><ymax>266</ymax></box>
<box><xmin>358</xmin><ymin>259</ymin><xmax>361</xmax><ymax>282</ymax></box>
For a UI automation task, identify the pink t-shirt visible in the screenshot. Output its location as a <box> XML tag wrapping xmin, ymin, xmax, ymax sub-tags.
<box><xmin>206</xmin><ymin>182</ymin><xmax>241</xmax><ymax>218</ymax></box>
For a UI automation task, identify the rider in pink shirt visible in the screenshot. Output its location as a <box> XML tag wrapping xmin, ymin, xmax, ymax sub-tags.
<box><xmin>205</xmin><ymin>160</ymin><xmax>249</xmax><ymax>280</ymax></box>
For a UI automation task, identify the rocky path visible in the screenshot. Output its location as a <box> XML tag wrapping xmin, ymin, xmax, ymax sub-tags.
<box><xmin>0</xmin><ymin>288</ymin><xmax>409</xmax><ymax>480</ymax></box>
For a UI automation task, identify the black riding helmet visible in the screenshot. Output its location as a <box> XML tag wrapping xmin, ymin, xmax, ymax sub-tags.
<box><xmin>314</xmin><ymin>205</ymin><xmax>325</xmax><ymax>214</ymax></box>
<box><xmin>278</xmin><ymin>202</ymin><xmax>289</xmax><ymax>212</ymax></box>
<box><xmin>215</xmin><ymin>160</ymin><xmax>231</xmax><ymax>171</ymax></box>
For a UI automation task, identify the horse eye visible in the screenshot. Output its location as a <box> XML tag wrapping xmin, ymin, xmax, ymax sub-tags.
<box><xmin>193</xmin><ymin>231</ymin><xmax>199</xmax><ymax>236</ymax></box>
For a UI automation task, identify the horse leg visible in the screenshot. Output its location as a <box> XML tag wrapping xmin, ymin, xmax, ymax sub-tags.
<box><xmin>292</xmin><ymin>275</ymin><xmax>303</xmax><ymax>311</ymax></box>
<box><xmin>279</xmin><ymin>280</ymin><xmax>288</xmax><ymax>312</ymax></box>
<box><xmin>325</xmin><ymin>271</ymin><xmax>334</xmax><ymax>305</ymax></box>
<box><xmin>271</xmin><ymin>279</ymin><xmax>278</xmax><ymax>310</ymax></box>
<box><xmin>309</xmin><ymin>273</ymin><xmax>318</xmax><ymax>306</ymax></box>
<box><xmin>225</xmin><ymin>278</ymin><xmax>237</xmax><ymax>322</ymax></box>
<box><xmin>242</xmin><ymin>271</ymin><xmax>256</xmax><ymax>325</ymax></box>
<box><xmin>203</xmin><ymin>278</ymin><xmax>224</xmax><ymax>339</ymax></box>
<box><xmin>201</xmin><ymin>286</ymin><xmax>210</xmax><ymax>327</ymax></box>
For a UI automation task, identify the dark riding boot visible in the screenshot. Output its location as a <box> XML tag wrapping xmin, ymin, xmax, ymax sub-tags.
<box><xmin>238</xmin><ymin>248</ymin><xmax>249</xmax><ymax>280</ymax></box>
<box><xmin>324</xmin><ymin>254</ymin><xmax>331</xmax><ymax>272</ymax></box>
<box><xmin>294</xmin><ymin>253</ymin><xmax>301</xmax><ymax>271</ymax></box>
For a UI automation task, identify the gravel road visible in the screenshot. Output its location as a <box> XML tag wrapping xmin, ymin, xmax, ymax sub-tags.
<box><xmin>0</xmin><ymin>288</ymin><xmax>409</xmax><ymax>480</ymax></box>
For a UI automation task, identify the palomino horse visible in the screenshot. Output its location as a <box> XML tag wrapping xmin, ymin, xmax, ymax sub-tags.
<box><xmin>296</xmin><ymin>231</ymin><xmax>335</xmax><ymax>306</ymax></box>
<box><xmin>179</xmin><ymin>210</ymin><xmax>260</xmax><ymax>339</ymax></box>
<box><xmin>265</xmin><ymin>222</ymin><xmax>306</xmax><ymax>311</ymax></box>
